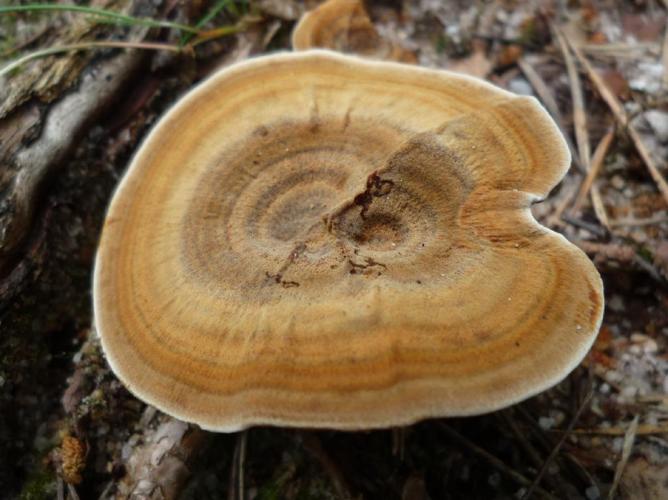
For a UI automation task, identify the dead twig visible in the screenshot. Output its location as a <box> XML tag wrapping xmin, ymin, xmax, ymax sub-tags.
<box><xmin>608</xmin><ymin>416</ymin><xmax>639</xmax><ymax>500</ymax></box>
<box><xmin>578</xmin><ymin>43</ymin><xmax>661</xmax><ymax>56</ymax></box>
<box><xmin>109</xmin><ymin>417</ymin><xmax>208</xmax><ymax>499</ymax></box>
<box><xmin>663</xmin><ymin>17</ymin><xmax>668</xmax><ymax>86</ymax></box>
<box><xmin>439</xmin><ymin>423</ymin><xmax>558</xmax><ymax>500</ymax></box>
<box><xmin>515</xmin><ymin>405</ymin><xmax>597</xmax><ymax>491</ymax></box>
<box><xmin>499</xmin><ymin>411</ymin><xmax>567</xmax><ymax>497</ymax></box>
<box><xmin>562</xmin><ymin>422</ymin><xmax>668</xmax><ymax>436</ymax></box>
<box><xmin>571</xmin><ymin>127</ymin><xmax>615</xmax><ymax>222</ymax></box>
<box><xmin>609</xmin><ymin>214</ymin><xmax>668</xmax><ymax>227</ymax></box>
<box><xmin>500</xmin><ymin>411</ymin><xmax>545</xmax><ymax>470</ymax></box>
<box><xmin>522</xmin><ymin>392</ymin><xmax>592</xmax><ymax>500</ymax></box>
<box><xmin>228</xmin><ymin>431</ymin><xmax>248</xmax><ymax>500</ymax></box>
<box><xmin>300</xmin><ymin>432</ymin><xmax>353</xmax><ymax>499</ymax></box>
<box><xmin>239</xmin><ymin>431</ymin><xmax>247</xmax><ymax>500</ymax></box>
<box><xmin>517</xmin><ymin>58</ymin><xmax>563</xmax><ymax>123</ymax></box>
<box><xmin>554</xmin><ymin>27</ymin><xmax>609</xmax><ymax>228</ymax></box>
<box><xmin>555</xmin><ymin>29</ymin><xmax>590</xmax><ymax>170</ymax></box>
<box><xmin>547</xmin><ymin>177</ymin><xmax>580</xmax><ymax>228</ymax></box>
<box><xmin>633</xmin><ymin>253</ymin><xmax>667</xmax><ymax>285</ymax></box>
<box><xmin>0</xmin><ymin>49</ymin><xmax>145</xmax><ymax>289</ymax></box>
<box><xmin>570</xmin><ymin>240</ymin><xmax>636</xmax><ymax>262</ymax></box>
<box><xmin>392</xmin><ymin>426</ymin><xmax>406</xmax><ymax>460</ymax></box>
<box><xmin>57</xmin><ymin>477</ymin><xmax>65</xmax><ymax>500</ymax></box>
<box><xmin>626</xmin><ymin>125</ymin><xmax>668</xmax><ymax>205</ymax></box>
<box><xmin>561</xmin><ymin>214</ymin><xmax>608</xmax><ymax>237</ymax></box>
<box><xmin>561</xmin><ymin>31</ymin><xmax>668</xmax><ymax>206</ymax></box>
<box><xmin>67</xmin><ymin>483</ymin><xmax>80</xmax><ymax>500</ymax></box>
<box><xmin>517</xmin><ymin>57</ymin><xmax>583</xmax><ymax>172</ymax></box>
<box><xmin>574</xmin><ymin>240</ymin><xmax>666</xmax><ymax>285</ymax></box>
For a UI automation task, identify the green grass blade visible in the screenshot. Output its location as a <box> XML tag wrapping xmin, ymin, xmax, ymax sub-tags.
<box><xmin>179</xmin><ymin>0</ymin><xmax>235</xmax><ymax>46</ymax></box>
<box><xmin>0</xmin><ymin>4</ymin><xmax>200</xmax><ymax>34</ymax></box>
<box><xmin>0</xmin><ymin>40</ymin><xmax>182</xmax><ymax>78</ymax></box>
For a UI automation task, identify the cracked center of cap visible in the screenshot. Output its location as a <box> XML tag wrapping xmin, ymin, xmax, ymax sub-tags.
<box><xmin>182</xmin><ymin>119</ymin><xmax>471</xmax><ymax>297</ymax></box>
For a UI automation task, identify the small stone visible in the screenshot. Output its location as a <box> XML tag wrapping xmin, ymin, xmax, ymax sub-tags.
<box><xmin>629</xmin><ymin>344</ymin><xmax>642</xmax><ymax>355</ymax></box>
<box><xmin>538</xmin><ymin>416</ymin><xmax>555</xmax><ymax>430</ymax></box>
<box><xmin>631</xmin><ymin>333</ymin><xmax>658</xmax><ymax>353</ymax></box>
<box><xmin>608</xmin><ymin>294</ymin><xmax>625</xmax><ymax>312</ymax></box>
<box><xmin>612</xmin><ymin>436</ymin><xmax>624</xmax><ymax>453</ymax></box>
<box><xmin>611</xmin><ymin>175</ymin><xmax>625</xmax><ymax>190</ymax></box>
<box><xmin>621</xmin><ymin>385</ymin><xmax>638</xmax><ymax>398</ymax></box>
<box><xmin>630</xmin><ymin>230</ymin><xmax>647</xmax><ymax>243</ymax></box>
<box><xmin>586</xmin><ymin>485</ymin><xmax>601</xmax><ymax>499</ymax></box>
<box><xmin>552</xmin><ymin>410</ymin><xmax>566</xmax><ymax>427</ymax></box>
<box><xmin>644</xmin><ymin>110</ymin><xmax>668</xmax><ymax>142</ymax></box>
<box><xmin>629</xmin><ymin>62</ymin><xmax>664</xmax><ymax>93</ymax></box>
<box><xmin>508</xmin><ymin>77</ymin><xmax>533</xmax><ymax>96</ymax></box>
<box><xmin>625</xmin><ymin>101</ymin><xmax>642</xmax><ymax>115</ymax></box>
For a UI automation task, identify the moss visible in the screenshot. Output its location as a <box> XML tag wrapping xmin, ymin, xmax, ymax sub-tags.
<box><xmin>255</xmin><ymin>462</ymin><xmax>297</xmax><ymax>500</ymax></box>
<box><xmin>19</xmin><ymin>469</ymin><xmax>57</xmax><ymax>500</ymax></box>
<box><xmin>295</xmin><ymin>478</ymin><xmax>339</xmax><ymax>500</ymax></box>
<box><xmin>636</xmin><ymin>246</ymin><xmax>653</xmax><ymax>262</ymax></box>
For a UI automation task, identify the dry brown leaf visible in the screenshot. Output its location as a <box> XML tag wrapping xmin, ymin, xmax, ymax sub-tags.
<box><xmin>449</xmin><ymin>40</ymin><xmax>492</xmax><ymax>78</ymax></box>
<box><xmin>496</xmin><ymin>44</ymin><xmax>523</xmax><ymax>68</ymax></box>
<box><xmin>600</xmin><ymin>69</ymin><xmax>631</xmax><ymax>100</ymax></box>
<box><xmin>620</xmin><ymin>458</ymin><xmax>668</xmax><ymax>500</ymax></box>
<box><xmin>621</xmin><ymin>14</ymin><xmax>667</xmax><ymax>43</ymax></box>
<box><xmin>654</xmin><ymin>241</ymin><xmax>668</xmax><ymax>279</ymax></box>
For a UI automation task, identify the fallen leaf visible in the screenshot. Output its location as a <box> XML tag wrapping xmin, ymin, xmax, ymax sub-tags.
<box><xmin>587</xmin><ymin>32</ymin><xmax>608</xmax><ymax>44</ymax></box>
<box><xmin>620</xmin><ymin>457</ymin><xmax>668</xmax><ymax>500</ymax></box>
<box><xmin>449</xmin><ymin>40</ymin><xmax>491</xmax><ymax>78</ymax></box>
<box><xmin>622</xmin><ymin>14</ymin><xmax>667</xmax><ymax>43</ymax></box>
<box><xmin>600</xmin><ymin>69</ymin><xmax>631</xmax><ymax>101</ymax></box>
<box><xmin>496</xmin><ymin>44</ymin><xmax>523</xmax><ymax>68</ymax></box>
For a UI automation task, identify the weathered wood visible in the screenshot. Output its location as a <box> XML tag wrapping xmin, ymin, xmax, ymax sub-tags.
<box><xmin>0</xmin><ymin>1</ymin><xmax>151</xmax><ymax>302</ymax></box>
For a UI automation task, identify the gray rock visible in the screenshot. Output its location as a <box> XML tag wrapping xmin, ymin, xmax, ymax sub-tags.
<box><xmin>644</xmin><ymin>110</ymin><xmax>668</xmax><ymax>143</ymax></box>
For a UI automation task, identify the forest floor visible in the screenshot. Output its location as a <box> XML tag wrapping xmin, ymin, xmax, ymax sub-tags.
<box><xmin>1</xmin><ymin>1</ymin><xmax>667</xmax><ymax>499</ymax></box>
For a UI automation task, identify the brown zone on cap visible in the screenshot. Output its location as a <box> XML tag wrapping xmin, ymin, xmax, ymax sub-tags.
<box><xmin>178</xmin><ymin>118</ymin><xmax>471</xmax><ymax>301</ymax></box>
<box><xmin>94</xmin><ymin>51</ymin><xmax>604</xmax><ymax>431</ymax></box>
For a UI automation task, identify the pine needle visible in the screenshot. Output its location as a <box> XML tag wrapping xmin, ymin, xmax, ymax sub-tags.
<box><xmin>0</xmin><ymin>41</ymin><xmax>184</xmax><ymax>78</ymax></box>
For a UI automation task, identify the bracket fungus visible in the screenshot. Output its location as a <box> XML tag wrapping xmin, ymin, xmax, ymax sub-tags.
<box><xmin>94</xmin><ymin>50</ymin><xmax>604</xmax><ymax>432</ymax></box>
<box><xmin>292</xmin><ymin>0</ymin><xmax>416</xmax><ymax>63</ymax></box>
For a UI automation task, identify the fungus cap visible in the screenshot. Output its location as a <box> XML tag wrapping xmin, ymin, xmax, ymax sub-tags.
<box><xmin>292</xmin><ymin>0</ymin><xmax>416</xmax><ymax>62</ymax></box>
<box><xmin>94</xmin><ymin>50</ymin><xmax>604</xmax><ymax>432</ymax></box>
